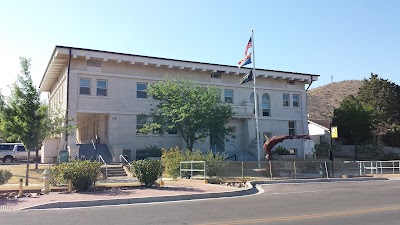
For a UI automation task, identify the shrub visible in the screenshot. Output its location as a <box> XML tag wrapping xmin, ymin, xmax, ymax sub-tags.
<box><xmin>203</xmin><ymin>151</ymin><xmax>226</xmax><ymax>178</ymax></box>
<box><xmin>145</xmin><ymin>145</ymin><xmax>162</xmax><ymax>157</ymax></box>
<box><xmin>273</xmin><ymin>146</ymin><xmax>290</xmax><ymax>155</ymax></box>
<box><xmin>315</xmin><ymin>140</ymin><xmax>342</xmax><ymax>157</ymax></box>
<box><xmin>161</xmin><ymin>147</ymin><xmax>226</xmax><ymax>179</ymax></box>
<box><xmin>0</xmin><ymin>169</ymin><xmax>12</xmax><ymax>185</ymax></box>
<box><xmin>132</xmin><ymin>159</ymin><xmax>162</xmax><ymax>187</ymax></box>
<box><xmin>49</xmin><ymin>160</ymin><xmax>102</xmax><ymax>191</ymax></box>
<box><xmin>161</xmin><ymin>147</ymin><xmax>186</xmax><ymax>179</ymax></box>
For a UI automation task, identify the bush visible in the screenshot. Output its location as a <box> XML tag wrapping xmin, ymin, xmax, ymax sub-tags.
<box><xmin>203</xmin><ymin>151</ymin><xmax>226</xmax><ymax>178</ymax></box>
<box><xmin>273</xmin><ymin>146</ymin><xmax>290</xmax><ymax>155</ymax></box>
<box><xmin>145</xmin><ymin>145</ymin><xmax>162</xmax><ymax>157</ymax></box>
<box><xmin>315</xmin><ymin>140</ymin><xmax>342</xmax><ymax>157</ymax></box>
<box><xmin>132</xmin><ymin>159</ymin><xmax>162</xmax><ymax>187</ymax></box>
<box><xmin>161</xmin><ymin>147</ymin><xmax>226</xmax><ymax>179</ymax></box>
<box><xmin>161</xmin><ymin>147</ymin><xmax>186</xmax><ymax>179</ymax></box>
<box><xmin>0</xmin><ymin>169</ymin><xmax>12</xmax><ymax>185</ymax></box>
<box><xmin>49</xmin><ymin>160</ymin><xmax>102</xmax><ymax>191</ymax></box>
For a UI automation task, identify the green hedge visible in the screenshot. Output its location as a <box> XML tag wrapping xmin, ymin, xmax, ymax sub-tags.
<box><xmin>49</xmin><ymin>160</ymin><xmax>102</xmax><ymax>191</ymax></box>
<box><xmin>132</xmin><ymin>159</ymin><xmax>162</xmax><ymax>187</ymax></box>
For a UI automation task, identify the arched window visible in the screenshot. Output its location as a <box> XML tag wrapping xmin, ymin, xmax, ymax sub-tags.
<box><xmin>262</xmin><ymin>93</ymin><xmax>270</xmax><ymax>116</ymax></box>
<box><xmin>250</xmin><ymin>92</ymin><xmax>259</xmax><ymax>114</ymax></box>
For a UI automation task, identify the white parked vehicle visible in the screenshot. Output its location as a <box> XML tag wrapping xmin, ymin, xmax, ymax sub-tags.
<box><xmin>0</xmin><ymin>143</ymin><xmax>41</xmax><ymax>163</ymax></box>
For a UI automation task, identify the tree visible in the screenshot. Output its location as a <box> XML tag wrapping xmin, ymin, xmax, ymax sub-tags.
<box><xmin>332</xmin><ymin>95</ymin><xmax>373</xmax><ymax>159</ymax></box>
<box><xmin>139</xmin><ymin>77</ymin><xmax>233</xmax><ymax>151</ymax></box>
<box><xmin>0</xmin><ymin>57</ymin><xmax>73</xmax><ymax>185</ymax></box>
<box><xmin>357</xmin><ymin>73</ymin><xmax>400</xmax><ymax>129</ymax></box>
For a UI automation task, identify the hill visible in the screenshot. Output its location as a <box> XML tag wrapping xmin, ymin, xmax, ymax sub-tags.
<box><xmin>307</xmin><ymin>80</ymin><xmax>363</xmax><ymax>120</ymax></box>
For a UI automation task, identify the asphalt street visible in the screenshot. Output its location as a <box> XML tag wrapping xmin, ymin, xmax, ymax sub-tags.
<box><xmin>1</xmin><ymin>180</ymin><xmax>400</xmax><ymax>225</ymax></box>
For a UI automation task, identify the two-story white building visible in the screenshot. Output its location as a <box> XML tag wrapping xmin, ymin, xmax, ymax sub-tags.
<box><xmin>39</xmin><ymin>46</ymin><xmax>319</xmax><ymax>163</ymax></box>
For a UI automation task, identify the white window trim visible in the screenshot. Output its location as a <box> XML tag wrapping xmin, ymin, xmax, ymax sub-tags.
<box><xmin>292</xmin><ymin>94</ymin><xmax>300</xmax><ymax>108</ymax></box>
<box><xmin>137</xmin><ymin>82</ymin><xmax>148</xmax><ymax>99</ymax></box>
<box><xmin>96</xmin><ymin>79</ymin><xmax>108</xmax><ymax>96</ymax></box>
<box><xmin>79</xmin><ymin>78</ymin><xmax>91</xmax><ymax>95</ymax></box>
<box><xmin>283</xmin><ymin>93</ymin><xmax>290</xmax><ymax>107</ymax></box>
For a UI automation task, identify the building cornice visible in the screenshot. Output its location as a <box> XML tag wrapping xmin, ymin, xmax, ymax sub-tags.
<box><xmin>40</xmin><ymin>46</ymin><xmax>320</xmax><ymax>92</ymax></box>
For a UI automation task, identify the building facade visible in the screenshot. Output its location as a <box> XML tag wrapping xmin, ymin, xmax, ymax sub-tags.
<box><xmin>39</xmin><ymin>46</ymin><xmax>319</xmax><ymax>163</ymax></box>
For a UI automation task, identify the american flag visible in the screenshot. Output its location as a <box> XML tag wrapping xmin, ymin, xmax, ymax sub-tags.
<box><xmin>244</xmin><ymin>37</ymin><xmax>253</xmax><ymax>56</ymax></box>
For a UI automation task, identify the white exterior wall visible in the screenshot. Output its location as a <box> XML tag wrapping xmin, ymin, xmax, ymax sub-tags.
<box><xmin>308</xmin><ymin>123</ymin><xmax>330</xmax><ymax>144</ymax></box>
<box><xmin>41</xmin><ymin>47</ymin><xmax>318</xmax><ymax>161</ymax></box>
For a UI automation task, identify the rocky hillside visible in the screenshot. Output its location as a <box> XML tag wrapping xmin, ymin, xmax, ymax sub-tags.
<box><xmin>307</xmin><ymin>80</ymin><xmax>363</xmax><ymax>120</ymax></box>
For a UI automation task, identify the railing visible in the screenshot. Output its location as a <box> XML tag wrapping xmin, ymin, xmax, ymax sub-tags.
<box><xmin>119</xmin><ymin>155</ymin><xmax>133</xmax><ymax>177</ymax></box>
<box><xmin>180</xmin><ymin>161</ymin><xmax>206</xmax><ymax>181</ymax></box>
<box><xmin>98</xmin><ymin>155</ymin><xmax>107</xmax><ymax>178</ymax></box>
<box><xmin>352</xmin><ymin>160</ymin><xmax>400</xmax><ymax>176</ymax></box>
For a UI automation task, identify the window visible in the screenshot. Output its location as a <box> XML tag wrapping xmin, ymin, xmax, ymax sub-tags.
<box><xmin>287</xmin><ymin>81</ymin><xmax>295</xmax><ymax>85</ymax></box>
<box><xmin>211</xmin><ymin>73</ymin><xmax>221</xmax><ymax>79</ymax></box>
<box><xmin>262</xmin><ymin>93</ymin><xmax>270</xmax><ymax>116</ymax></box>
<box><xmin>228</xmin><ymin>126</ymin><xmax>236</xmax><ymax>135</ymax></box>
<box><xmin>80</xmin><ymin>78</ymin><xmax>90</xmax><ymax>95</ymax></box>
<box><xmin>167</xmin><ymin>127</ymin><xmax>178</xmax><ymax>135</ymax></box>
<box><xmin>263</xmin><ymin>132</ymin><xmax>272</xmax><ymax>143</ymax></box>
<box><xmin>283</xmin><ymin>93</ymin><xmax>290</xmax><ymax>107</ymax></box>
<box><xmin>224</xmin><ymin>89</ymin><xmax>234</xmax><ymax>103</ymax></box>
<box><xmin>250</xmin><ymin>92</ymin><xmax>258</xmax><ymax>114</ymax></box>
<box><xmin>289</xmin><ymin>121</ymin><xmax>296</xmax><ymax>135</ymax></box>
<box><xmin>292</xmin><ymin>94</ymin><xmax>299</xmax><ymax>107</ymax></box>
<box><xmin>97</xmin><ymin>80</ymin><xmax>107</xmax><ymax>96</ymax></box>
<box><xmin>137</xmin><ymin>83</ymin><xmax>148</xmax><ymax>98</ymax></box>
<box><xmin>136</xmin><ymin>115</ymin><xmax>147</xmax><ymax>134</ymax></box>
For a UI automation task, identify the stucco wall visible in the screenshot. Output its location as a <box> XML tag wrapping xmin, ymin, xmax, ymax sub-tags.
<box><xmin>44</xmin><ymin>48</ymin><xmax>315</xmax><ymax>160</ymax></box>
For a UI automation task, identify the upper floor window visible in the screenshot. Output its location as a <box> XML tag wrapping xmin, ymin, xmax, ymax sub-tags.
<box><xmin>250</xmin><ymin>92</ymin><xmax>259</xmax><ymax>114</ymax></box>
<box><xmin>80</xmin><ymin>78</ymin><xmax>90</xmax><ymax>95</ymax></box>
<box><xmin>137</xmin><ymin>83</ymin><xmax>148</xmax><ymax>98</ymax></box>
<box><xmin>136</xmin><ymin>115</ymin><xmax>148</xmax><ymax>134</ymax></box>
<box><xmin>289</xmin><ymin>121</ymin><xmax>296</xmax><ymax>135</ymax></box>
<box><xmin>224</xmin><ymin>89</ymin><xmax>234</xmax><ymax>103</ymax></box>
<box><xmin>292</xmin><ymin>94</ymin><xmax>299</xmax><ymax>107</ymax></box>
<box><xmin>262</xmin><ymin>93</ymin><xmax>270</xmax><ymax>116</ymax></box>
<box><xmin>283</xmin><ymin>93</ymin><xmax>290</xmax><ymax>107</ymax></box>
<box><xmin>97</xmin><ymin>80</ymin><xmax>107</xmax><ymax>96</ymax></box>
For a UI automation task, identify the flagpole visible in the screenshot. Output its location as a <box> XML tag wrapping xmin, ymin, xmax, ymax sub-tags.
<box><xmin>251</xmin><ymin>30</ymin><xmax>261</xmax><ymax>166</ymax></box>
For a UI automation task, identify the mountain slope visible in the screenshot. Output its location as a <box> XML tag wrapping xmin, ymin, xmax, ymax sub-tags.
<box><xmin>307</xmin><ymin>80</ymin><xmax>363</xmax><ymax>120</ymax></box>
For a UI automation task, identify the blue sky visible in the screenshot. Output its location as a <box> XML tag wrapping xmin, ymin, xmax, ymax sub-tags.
<box><xmin>1</xmin><ymin>0</ymin><xmax>399</xmax><ymax>96</ymax></box>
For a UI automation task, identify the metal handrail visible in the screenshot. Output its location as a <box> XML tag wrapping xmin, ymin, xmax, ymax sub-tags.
<box><xmin>180</xmin><ymin>161</ymin><xmax>206</xmax><ymax>181</ymax></box>
<box><xmin>119</xmin><ymin>155</ymin><xmax>133</xmax><ymax>177</ymax></box>
<box><xmin>98</xmin><ymin>155</ymin><xmax>107</xmax><ymax>178</ymax></box>
<box><xmin>91</xmin><ymin>139</ymin><xmax>96</xmax><ymax>150</ymax></box>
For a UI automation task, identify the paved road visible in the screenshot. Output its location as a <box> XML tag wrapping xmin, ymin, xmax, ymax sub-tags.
<box><xmin>2</xmin><ymin>180</ymin><xmax>400</xmax><ymax>225</ymax></box>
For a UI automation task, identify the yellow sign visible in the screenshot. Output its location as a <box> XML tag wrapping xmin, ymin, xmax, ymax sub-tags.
<box><xmin>331</xmin><ymin>126</ymin><xmax>338</xmax><ymax>139</ymax></box>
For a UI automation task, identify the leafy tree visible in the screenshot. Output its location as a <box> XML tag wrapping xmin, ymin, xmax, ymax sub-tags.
<box><xmin>0</xmin><ymin>57</ymin><xmax>73</xmax><ymax>185</ymax></box>
<box><xmin>139</xmin><ymin>77</ymin><xmax>233</xmax><ymax>151</ymax></box>
<box><xmin>332</xmin><ymin>95</ymin><xmax>373</xmax><ymax>159</ymax></box>
<box><xmin>382</xmin><ymin>127</ymin><xmax>400</xmax><ymax>148</ymax></box>
<box><xmin>357</xmin><ymin>73</ymin><xmax>400</xmax><ymax>129</ymax></box>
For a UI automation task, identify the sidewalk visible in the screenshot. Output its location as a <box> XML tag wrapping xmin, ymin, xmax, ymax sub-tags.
<box><xmin>0</xmin><ymin>179</ymin><xmax>254</xmax><ymax>210</ymax></box>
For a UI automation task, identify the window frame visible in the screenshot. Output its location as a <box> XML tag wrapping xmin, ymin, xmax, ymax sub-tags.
<box><xmin>79</xmin><ymin>78</ymin><xmax>91</xmax><ymax>95</ymax></box>
<box><xmin>136</xmin><ymin>115</ymin><xmax>148</xmax><ymax>135</ymax></box>
<box><xmin>224</xmin><ymin>89</ymin><xmax>234</xmax><ymax>104</ymax></box>
<box><xmin>262</xmin><ymin>93</ymin><xmax>270</xmax><ymax>116</ymax></box>
<box><xmin>283</xmin><ymin>93</ymin><xmax>290</xmax><ymax>107</ymax></box>
<box><xmin>289</xmin><ymin>121</ymin><xmax>296</xmax><ymax>135</ymax></box>
<box><xmin>137</xmin><ymin>82</ymin><xmax>148</xmax><ymax>99</ymax></box>
<box><xmin>292</xmin><ymin>94</ymin><xmax>300</xmax><ymax>107</ymax></box>
<box><xmin>96</xmin><ymin>79</ymin><xmax>108</xmax><ymax>96</ymax></box>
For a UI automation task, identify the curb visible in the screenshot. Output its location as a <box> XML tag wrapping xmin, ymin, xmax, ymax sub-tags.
<box><xmin>23</xmin><ymin>177</ymin><xmax>388</xmax><ymax>210</ymax></box>
<box><xmin>23</xmin><ymin>184</ymin><xmax>259</xmax><ymax>210</ymax></box>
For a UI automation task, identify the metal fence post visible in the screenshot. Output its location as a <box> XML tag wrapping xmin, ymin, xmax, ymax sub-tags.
<box><xmin>269</xmin><ymin>160</ymin><xmax>273</xmax><ymax>180</ymax></box>
<box><xmin>241</xmin><ymin>161</ymin><xmax>244</xmax><ymax>182</ymax></box>
<box><xmin>324</xmin><ymin>161</ymin><xmax>329</xmax><ymax>179</ymax></box>
<box><xmin>294</xmin><ymin>161</ymin><xmax>297</xmax><ymax>179</ymax></box>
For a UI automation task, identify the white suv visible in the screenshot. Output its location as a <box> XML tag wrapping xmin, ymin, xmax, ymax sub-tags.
<box><xmin>0</xmin><ymin>143</ymin><xmax>41</xmax><ymax>163</ymax></box>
